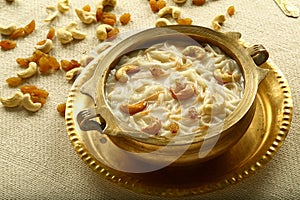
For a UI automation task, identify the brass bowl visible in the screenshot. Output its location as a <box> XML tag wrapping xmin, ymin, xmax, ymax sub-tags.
<box><xmin>78</xmin><ymin>25</ymin><xmax>269</xmax><ymax>167</ymax></box>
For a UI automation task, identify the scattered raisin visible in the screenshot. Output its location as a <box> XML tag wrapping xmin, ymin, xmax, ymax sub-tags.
<box><xmin>47</xmin><ymin>27</ymin><xmax>56</xmax><ymax>40</ymax></box>
<box><xmin>149</xmin><ymin>0</ymin><xmax>159</xmax><ymax>13</ymax></box>
<box><xmin>0</xmin><ymin>40</ymin><xmax>17</xmax><ymax>50</ymax></box>
<box><xmin>96</xmin><ymin>8</ymin><xmax>103</xmax><ymax>22</ymax></box>
<box><xmin>56</xmin><ymin>103</ymin><xmax>66</xmax><ymax>116</ymax></box>
<box><xmin>20</xmin><ymin>85</ymin><xmax>49</xmax><ymax>106</ymax></box>
<box><xmin>82</xmin><ymin>4</ymin><xmax>91</xmax><ymax>12</ymax></box>
<box><xmin>107</xmin><ymin>27</ymin><xmax>119</xmax><ymax>39</ymax></box>
<box><xmin>177</xmin><ymin>18</ymin><xmax>193</xmax><ymax>25</ymax></box>
<box><xmin>192</xmin><ymin>0</ymin><xmax>206</xmax><ymax>6</ymax></box>
<box><xmin>157</xmin><ymin>0</ymin><xmax>166</xmax><ymax>10</ymax></box>
<box><xmin>10</xmin><ymin>28</ymin><xmax>25</xmax><ymax>39</ymax></box>
<box><xmin>120</xmin><ymin>13</ymin><xmax>131</xmax><ymax>25</ymax></box>
<box><xmin>24</xmin><ymin>20</ymin><xmax>35</xmax><ymax>35</ymax></box>
<box><xmin>16</xmin><ymin>58</ymin><xmax>31</xmax><ymax>68</ymax></box>
<box><xmin>60</xmin><ymin>59</ymin><xmax>81</xmax><ymax>71</ymax></box>
<box><xmin>227</xmin><ymin>6</ymin><xmax>235</xmax><ymax>16</ymax></box>
<box><xmin>6</xmin><ymin>77</ymin><xmax>22</xmax><ymax>87</ymax></box>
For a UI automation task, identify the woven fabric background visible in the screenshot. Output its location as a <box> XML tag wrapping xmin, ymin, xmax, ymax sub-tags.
<box><xmin>0</xmin><ymin>0</ymin><xmax>299</xmax><ymax>199</ymax></box>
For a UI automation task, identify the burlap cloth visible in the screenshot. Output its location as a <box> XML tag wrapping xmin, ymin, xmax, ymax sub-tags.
<box><xmin>0</xmin><ymin>0</ymin><xmax>299</xmax><ymax>199</ymax></box>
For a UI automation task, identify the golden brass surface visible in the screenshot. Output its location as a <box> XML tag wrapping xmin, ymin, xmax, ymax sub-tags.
<box><xmin>65</xmin><ymin>60</ymin><xmax>293</xmax><ymax>197</ymax></box>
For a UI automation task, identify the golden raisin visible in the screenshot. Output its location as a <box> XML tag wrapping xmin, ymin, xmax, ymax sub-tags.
<box><xmin>192</xmin><ymin>0</ymin><xmax>206</xmax><ymax>6</ymax></box>
<box><xmin>47</xmin><ymin>27</ymin><xmax>56</xmax><ymax>40</ymax></box>
<box><xmin>31</xmin><ymin>50</ymin><xmax>46</xmax><ymax>62</ymax></box>
<box><xmin>177</xmin><ymin>18</ymin><xmax>193</xmax><ymax>25</ymax></box>
<box><xmin>82</xmin><ymin>4</ymin><xmax>91</xmax><ymax>12</ymax></box>
<box><xmin>10</xmin><ymin>28</ymin><xmax>25</xmax><ymax>39</ymax></box>
<box><xmin>48</xmin><ymin>56</ymin><xmax>60</xmax><ymax>71</ymax></box>
<box><xmin>0</xmin><ymin>40</ymin><xmax>17</xmax><ymax>50</ymax></box>
<box><xmin>24</xmin><ymin>20</ymin><xmax>35</xmax><ymax>35</ymax></box>
<box><xmin>227</xmin><ymin>6</ymin><xmax>235</xmax><ymax>16</ymax></box>
<box><xmin>38</xmin><ymin>56</ymin><xmax>52</xmax><ymax>74</ymax></box>
<box><xmin>107</xmin><ymin>27</ymin><xmax>119</xmax><ymax>39</ymax></box>
<box><xmin>169</xmin><ymin>122</ymin><xmax>179</xmax><ymax>135</ymax></box>
<box><xmin>20</xmin><ymin>85</ymin><xmax>38</xmax><ymax>94</ymax></box>
<box><xmin>149</xmin><ymin>0</ymin><xmax>159</xmax><ymax>13</ymax></box>
<box><xmin>96</xmin><ymin>8</ymin><xmax>103</xmax><ymax>22</ymax></box>
<box><xmin>20</xmin><ymin>85</ymin><xmax>49</xmax><ymax>106</ymax></box>
<box><xmin>102</xmin><ymin>12</ymin><xmax>117</xmax><ymax>21</ymax></box>
<box><xmin>56</xmin><ymin>103</ymin><xmax>66</xmax><ymax>116</ymax></box>
<box><xmin>60</xmin><ymin>59</ymin><xmax>81</xmax><ymax>71</ymax></box>
<box><xmin>6</xmin><ymin>77</ymin><xmax>22</xmax><ymax>87</ymax></box>
<box><xmin>120</xmin><ymin>13</ymin><xmax>131</xmax><ymax>25</ymax></box>
<box><xmin>36</xmin><ymin>40</ymin><xmax>47</xmax><ymax>45</ymax></box>
<box><xmin>102</xmin><ymin>18</ymin><xmax>116</xmax><ymax>26</ymax></box>
<box><xmin>157</xmin><ymin>0</ymin><xmax>166</xmax><ymax>10</ymax></box>
<box><xmin>16</xmin><ymin>58</ymin><xmax>31</xmax><ymax>68</ymax></box>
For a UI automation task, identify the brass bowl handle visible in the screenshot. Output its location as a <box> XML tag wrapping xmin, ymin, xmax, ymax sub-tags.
<box><xmin>247</xmin><ymin>44</ymin><xmax>269</xmax><ymax>66</ymax></box>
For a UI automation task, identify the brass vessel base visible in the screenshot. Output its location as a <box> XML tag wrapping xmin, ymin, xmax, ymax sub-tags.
<box><xmin>65</xmin><ymin>60</ymin><xmax>293</xmax><ymax>197</ymax></box>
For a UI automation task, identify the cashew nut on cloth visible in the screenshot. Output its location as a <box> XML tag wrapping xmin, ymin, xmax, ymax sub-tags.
<box><xmin>17</xmin><ymin>62</ymin><xmax>38</xmax><ymax>79</ymax></box>
<box><xmin>22</xmin><ymin>93</ymin><xmax>42</xmax><ymax>112</ymax></box>
<box><xmin>96</xmin><ymin>0</ymin><xmax>117</xmax><ymax>9</ymax></box>
<box><xmin>212</xmin><ymin>14</ymin><xmax>226</xmax><ymax>31</ymax></box>
<box><xmin>35</xmin><ymin>39</ymin><xmax>53</xmax><ymax>53</ymax></box>
<box><xmin>0</xmin><ymin>24</ymin><xmax>17</xmax><ymax>35</ymax></box>
<box><xmin>96</xmin><ymin>24</ymin><xmax>113</xmax><ymax>41</ymax></box>
<box><xmin>75</xmin><ymin>8</ymin><xmax>96</xmax><ymax>24</ymax></box>
<box><xmin>158</xmin><ymin>6</ymin><xmax>181</xmax><ymax>19</ymax></box>
<box><xmin>155</xmin><ymin>18</ymin><xmax>173</xmax><ymax>27</ymax></box>
<box><xmin>44</xmin><ymin>6</ymin><xmax>59</xmax><ymax>22</ymax></box>
<box><xmin>57</xmin><ymin>0</ymin><xmax>70</xmax><ymax>13</ymax></box>
<box><xmin>0</xmin><ymin>91</ymin><xmax>24</xmax><ymax>108</ymax></box>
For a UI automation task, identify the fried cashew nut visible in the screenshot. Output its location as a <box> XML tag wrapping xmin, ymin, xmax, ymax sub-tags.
<box><xmin>155</xmin><ymin>18</ymin><xmax>173</xmax><ymax>27</ymax></box>
<box><xmin>35</xmin><ymin>39</ymin><xmax>53</xmax><ymax>53</ymax></box>
<box><xmin>57</xmin><ymin>28</ymin><xmax>73</xmax><ymax>44</ymax></box>
<box><xmin>17</xmin><ymin>62</ymin><xmax>38</xmax><ymax>79</ymax></box>
<box><xmin>149</xmin><ymin>66</ymin><xmax>165</xmax><ymax>78</ymax></box>
<box><xmin>57</xmin><ymin>0</ymin><xmax>70</xmax><ymax>13</ymax></box>
<box><xmin>212</xmin><ymin>14</ymin><xmax>226</xmax><ymax>31</ymax></box>
<box><xmin>141</xmin><ymin>118</ymin><xmax>162</xmax><ymax>135</ymax></box>
<box><xmin>44</xmin><ymin>6</ymin><xmax>59</xmax><ymax>22</ymax></box>
<box><xmin>96</xmin><ymin>0</ymin><xmax>117</xmax><ymax>9</ymax></box>
<box><xmin>65</xmin><ymin>22</ymin><xmax>87</xmax><ymax>40</ymax></box>
<box><xmin>75</xmin><ymin>8</ymin><xmax>96</xmax><ymax>24</ymax></box>
<box><xmin>120</xmin><ymin>101</ymin><xmax>147</xmax><ymax>115</ymax></box>
<box><xmin>0</xmin><ymin>91</ymin><xmax>24</xmax><ymax>108</ymax></box>
<box><xmin>0</xmin><ymin>24</ymin><xmax>17</xmax><ymax>35</ymax></box>
<box><xmin>213</xmin><ymin>68</ymin><xmax>232</xmax><ymax>83</ymax></box>
<box><xmin>96</xmin><ymin>24</ymin><xmax>113</xmax><ymax>41</ymax></box>
<box><xmin>158</xmin><ymin>6</ymin><xmax>181</xmax><ymax>19</ymax></box>
<box><xmin>22</xmin><ymin>93</ymin><xmax>42</xmax><ymax>112</ymax></box>
<box><xmin>66</xmin><ymin>67</ymin><xmax>83</xmax><ymax>81</ymax></box>
<box><xmin>115</xmin><ymin>64</ymin><xmax>140</xmax><ymax>83</ymax></box>
<box><xmin>170</xmin><ymin>83</ymin><xmax>196</xmax><ymax>100</ymax></box>
<box><xmin>173</xmin><ymin>0</ymin><xmax>187</xmax><ymax>3</ymax></box>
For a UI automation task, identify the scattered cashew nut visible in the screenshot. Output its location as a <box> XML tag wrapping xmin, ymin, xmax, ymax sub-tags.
<box><xmin>65</xmin><ymin>22</ymin><xmax>86</xmax><ymax>40</ymax></box>
<box><xmin>17</xmin><ymin>62</ymin><xmax>38</xmax><ymax>79</ymax></box>
<box><xmin>0</xmin><ymin>91</ymin><xmax>24</xmax><ymax>108</ymax></box>
<box><xmin>212</xmin><ymin>14</ymin><xmax>226</xmax><ymax>31</ymax></box>
<box><xmin>66</xmin><ymin>67</ymin><xmax>83</xmax><ymax>81</ymax></box>
<box><xmin>35</xmin><ymin>39</ymin><xmax>53</xmax><ymax>53</ymax></box>
<box><xmin>57</xmin><ymin>28</ymin><xmax>73</xmax><ymax>44</ymax></box>
<box><xmin>158</xmin><ymin>6</ymin><xmax>181</xmax><ymax>19</ymax></box>
<box><xmin>57</xmin><ymin>0</ymin><xmax>70</xmax><ymax>13</ymax></box>
<box><xmin>173</xmin><ymin>0</ymin><xmax>187</xmax><ymax>3</ymax></box>
<box><xmin>115</xmin><ymin>64</ymin><xmax>140</xmax><ymax>83</ymax></box>
<box><xmin>0</xmin><ymin>24</ymin><xmax>17</xmax><ymax>35</ymax></box>
<box><xmin>44</xmin><ymin>6</ymin><xmax>59</xmax><ymax>22</ymax></box>
<box><xmin>22</xmin><ymin>93</ymin><xmax>42</xmax><ymax>112</ymax></box>
<box><xmin>96</xmin><ymin>0</ymin><xmax>117</xmax><ymax>9</ymax></box>
<box><xmin>96</xmin><ymin>24</ymin><xmax>113</xmax><ymax>41</ymax></box>
<box><xmin>75</xmin><ymin>8</ymin><xmax>96</xmax><ymax>24</ymax></box>
<box><xmin>155</xmin><ymin>18</ymin><xmax>173</xmax><ymax>27</ymax></box>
